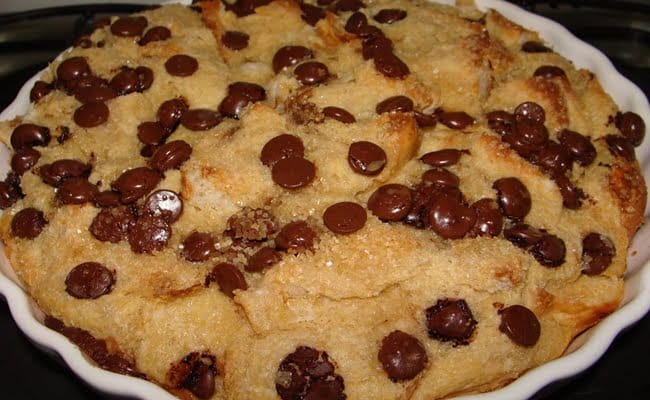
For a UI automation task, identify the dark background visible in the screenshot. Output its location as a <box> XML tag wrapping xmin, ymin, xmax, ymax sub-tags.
<box><xmin>0</xmin><ymin>1</ymin><xmax>649</xmax><ymax>399</ymax></box>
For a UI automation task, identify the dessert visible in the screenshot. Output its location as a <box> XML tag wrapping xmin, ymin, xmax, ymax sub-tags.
<box><xmin>0</xmin><ymin>1</ymin><xmax>646</xmax><ymax>399</ymax></box>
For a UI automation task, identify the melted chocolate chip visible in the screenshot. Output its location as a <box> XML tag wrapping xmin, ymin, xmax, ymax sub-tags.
<box><xmin>127</xmin><ymin>214</ymin><xmax>171</xmax><ymax>254</ymax></box>
<box><xmin>521</xmin><ymin>41</ymin><xmax>551</xmax><ymax>53</ymax></box>
<box><xmin>271</xmin><ymin>157</ymin><xmax>316</xmax><ymax>189</ymax></box>
<box><xmin>273</xmin><ymin>46</ymin><xmax>314</xmax><ymax>73</ymax></box>
<box><xmin>492</xmin><ymin>177</ymin><xmax>531</xmax><ymax>220</ymax></box>
<box><xmin>427</xmin><ymin>195</ymin><xmax>476</xmax><ymax>239</ymax></box>
<box><xmin>65</xmin><ymin>262</ymin><xmax>115</xmax><ymax>299</ymax></box>
<box><xmin>139</xmin><ymin>26</ymin><xmax>171</xmax><ymax>46</ymax></box>
<box><xmin>181</xmin><ymin>232</ymin><xmax>216</xmax><ymax>262</ymax></box>
<box><xmin>137</xmin><ymin>121</ymin><xmax>169</xmax><ymax>145</ymax></box>
<box><xmin>514</xmin><ymin>101</ymin><xmax>545</xmax><ymax>124</ymax></box>
<box><xmin>506</xmin><ymin>118</ymin><xmax>549</xmax><ymax>156</ymax></box>
<box><xmin>260</xmin><ymin>134</ymin><xmax>305</xmax><ymax>166</ymax></box>
<box><xmin>30</xmin><ymin>80</ymin><xmax>54</xmax><ymax>103</ymax></box>
<box><xmin>275</xmin><ymin>220</ymin><xmax>317</xmax><ymax>253</ymax></box>
<box><xmin>144</xmin><ymin>189</ymin><xmax>183</xmax><ymax>223</ymax></box>
<box><xmin>110</xmin><ymin>66</ymin><xmax>154</xmax><ymax>95</ymax></box>
<box><xmin>344</xmin><ymin>11</ymin><xmax>367</xmax><ymax>33</ymax></box>
<box><xmin>300</xmin><ymin>2</ymin><xmax>326</xmax><ymax>26</ymax></box>
<box><xmin>373</xmin><ymin>52</ymin><xmax>410</xmax><ymax>79</ymax></box>
<box><xmin>420</xmin><ymin>149</ymin><xmax>465</xmax><ymax>167</ymax></box>
<box><xmin>224</xmin><ymin>0</ymin><xmax>273</xmax><ymax>18</ymax></box>
<box><xmin>165</xmin><ymin>54</ymin><xmax>199</xmax><ymax>77</ymax></box>
<box><xmin>276</xmin><ymin>346</ymin><xmax>345</xmax><ymax>400</ymax></box>
<box><xmin>367</xmin><ymin>184</ymin><xmax>412</xmax><ymax>222</ymax></box>
<box><xmin>425</xmin><ymin>299</ymin><xmax>477</xmax><ymax>345</ymax></box>
<box><xmin>498</xmin><ymin>305</ymin><xmax>541</xmax><ymax>347</ymax></box>
<box><xmin>503</xmin><ymin>223</ymin><xmax>544</xmax><ymax>248</ymax></box>
<box><xmin>374</xmin><ymin>9</ymin><xmax>407</xmax><ymax>24</ymax></box>
<box><xmin>414</xmin><ymin>110</ymin><xmax>437</xmax><ymax>128</ymax></box>
<box><xmin>581</xmin><ymin>233</ymin><xmax>616</xmax><ymax>275</ymax></box>
<box><xmin>74</xmin><ymin>84</ymin><xmax>117</xmax><ymax>104</ymax></box>
<box><xmin>56</xmin><ymin>57</ymin><xmax>91</xmax><ymax>82</ymax></box>
<box><xmin>180</xmin><ymin>109</ymin><xmax>222</xmax><ymax>131</ymax></box>
<box><xmin>376</xmin><ymin>95</ymin><xmax>413</xmax><ymax>115</ymax></box>
<box><xmin>11</xmin><ymin>148</ymin><xmax>41</xmax><ymax>175</ymax></box>
<box><xmin>39</xmin><ymin>159</ymin><xmax>91</xmax><ymax>187</ymax></box>
<box><xmin>56</xmin><ymin>177</ymin><xmax>98</xmax><ymax>205</ymax></box>
<box><xmin>322</xmin><ymin>106</ymin><xmax>356</xmax><ymax>123</ymax></box>
<box><xmin>73</xmin><ymin>102</ymin><xmax>109</xmax><ymax>128</ymax></box>
<box><xmin>11</xmin><ymin>207</ymin><xmax>47</xmax><ymax>239</ymax></box>
<box><xmin>348</xmin><ymin>141</ymin><xmax>387</xmax><ymax>176</ymax></box>
<box><xmin>11</xmin><ymin>123</ymin><xmax>51</xmax><ymax>150</ymax></box>
<box><xmin>294</xmin><ymin>61</ymin><xmax>330</xmax><ymax>86</ymax></box>
<box><xmin>438</xmin><ymin>111</ymin><xmax>475</xmax><ymax>130</ymax></box>
<box><xmin>605</xmin><ymin>134</ymin><xmax>636</xmax><ymax>161</ymax></box>
<box><xmin>323</xmin><ymin>202</ymin><xmax>367</xmax><ymax>234</ymax></box>
<box><xmin>469</xmin><ymin>198</ymin><xmax>503</xmax><ymax>237</ymax></box>
<box><xmin>422</xmin><ymin>168</ymin><xmax>460</xmax><ymax>188</ymax></box>
<box><xmin>93</xmin><ymin>190</ymin><xmax>121</xmax><ymax>208</ymax></box>
<box><xmin>222</xmin><ymin>30</ymin><xmax>250</xmax><ymax>50</ymax></box>
<box><xmin>218</xmin><ymin>81</ymin><xmax>267</xmax><ymax>119</ymax></box>
<box><xmin>206</xmin><ymin>263</ymin><xmax>248</xmax><ymax>297</ymax></box>
<box><xmin>530</xmin><ymin>234</ymin><xmax>566</xmax><ymax>267</ymax></box>
<box><xmin>110</xmin><ymin>16</ymin><xmax>148</xmax><ymax>37</ymax></box>
<box><xmin>378</xmin><ymin>330</ymin><xmax>428</xmax><ymax>381</ymax></box>
<box><xmin>558</xmin><ymin>129</ymin><xmax>596</xmax><ymax>166</ymax></box>
<box><xmin>89</xmin><ymin>205</ymin><xmax>135</xmax><ymax>243</ymax></box>
<box><xmin>157</xmin><ymin>98</ymin><xmax>188</xmax><ymax>131</ymax></box>
<box><xmin>112</xmin><ymin>167</ymin><xmax>162</xmax><ymax>203</ymax></box>
<box><xmin>552</xmin><ymin>174</ymin><xmax>585</xmax><ymax>209</ymax></box>
<box><xmin>534</xmin><ymin>65</ymin><xmax>566</xmax><ymax>79</ymax></box>
<box><xmin>0</xmin><ymin>178</ymin><xmax>22</xmax><ymax>210</ymax></box>
<box><xmin>333</xmin><ymin>0</ymin><xmax>364</xmax><ymax>12</ymax></box>
<box><xmin>246</xmin><ymin>247</ymin><xmax>282</xmax><ymax>272</ymax></box>
<box><xmin>615</xmin><ymin>111</ymin><xmax>645</xmax><ymax>147</ymax></box>
<box><xmin>149</xmin><ymin>140</ymin><xmax>192</xmax><ymax>172</ymax></box>
<box><xmin>532</xmin><ymin>140</ymin><xmax>573</xmax><ymax>176</ymax></box>
<box><xmin>168</xmin><ymin>352</ymin><xmax>217</xmax><ymax>400</ymax></box>
<box><xmin>486</xmin><ymin>110</ymin><xmax>514</xmax><ymax>135</ymax></box>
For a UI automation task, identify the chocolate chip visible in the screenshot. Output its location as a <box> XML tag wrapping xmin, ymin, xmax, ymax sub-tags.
<box><xmin>165</xmin><ymin>54</ymin><xmax>198</xmax><ymax>77</ymax></box>
<box><xmin>206</xmin><ymin>262</ymin><xmax>247</xmax><ymax>297</ymax></box>
<box><xmin>110</xmin><ymin>66</ymin><xmax>154</xmax><ymax>95</ymax></box>
<box><xmin>323</xmin><ymin>202</ymin><xmax>367</xmax><ymax>234</ymax></box>
<box><xmin>137</xmin><ymin>121</ymin><xmax>169</xmax><ymax>145</ymax></box>
<box><xmin>333</xmin><ymin>0</ymin><xmax>364</xmax><ymax>12</ymax></box>
<box><xmin>469</xmin><ymin>198</ymin><xmax>503</xmax><ymax>237</ymax></box>
<box><xmin>605</xmin><ymin>134</ymin><xmax>635</xmax><ymax>161</ymax></box>
<box><xmin>39</xmin><ymin>159</ymin><xmax>91</xmax><ymax>187</ymax></box>
<box><xmin>373</xmin><ymin>52</ymin><xmax>410</xmax><ymax>79</ymax></box>
<box><xmin>427</xmin><ymin>195</ymin><xmax>476</xmax><ymax>239</ymax></box>
<box><xmin>139</xmin><ymin>26</ymin><xmax>171</xmax><ymax>46</ymax></box>
<box><xmin>374</xmin><ymin>9</ymin><xmax>407</xmax><ymax>24</ymax></box>
<box><xmin>10</xmin><ymin>123</ymin><xmax>51</xmax><ymax>150</ymax></box>
<box><xmin>56</xmin><ymin>126</ymin><xmax>72</xmax><ymax>144</ymax></box>
<box><xmin>438</xmin><ymin>111</ymin><xmax>475</xmax><ymax>130</ymax></box>
<box><xmin>181</xmin><ymin>232</ymin><xmax>216</xmax><ymax>262</ymax></box>
<box><xmin>276</xmin><ymin>346</ymin><xmax>345</xmax><ymax>400</ymax></box>
<box><xmin>294</xmin><ymin>61</ymin><xmax>330</xmax><ymax>86</ymax></box>
<box><xmin>112</xmin><ymin>167</ymin><xmax>162</xmax><ymax>203</ymax></box>
<box><xmin>11</xmin><ymin>207</ymin><xmax>47</xmax><ymax>239</ymax></box>
<box><xmin>502</xmin><ymin>119</ymin><xmax>547</xmax><ymax>159</ymax></box>
<box><xmin>185</xmin><ymin>361</ymin><xmax>216</xmax><ymax>399</ymax></box>
<box><xmin>272</xmin><ymin>157</ymin><xmax>316</xmax><ymax>189</ymax></box>
<box><xmin>246</xmin><ymin>247</ymin><xmax>282</xmax><ymax>272</ymax></box>
<box><xmin>420</xmin><ymin>149</ymin><xmax>464</xmax><ymax>167</ymax></box>
<box><xmin>89</xmin><ymin>205</ymin><xmax>135</xmax><ymax>243</ymax></box>
<box><xmin>503</xmin><ymin>223</ymin><xmax>544</xmax><ymax>248</ymax></box>
<box><xmin>275</xmin><ymin>220</ymin><xmax>317</xmax><ymax>253</ymax></box>
<box><xmin>558</xmin><ymin>129</ymin><xmax>596</xmax><ymax>166</ymax></box>
<box><xmin>552</xmin><ymin>174</ymin><xmax>585</xmax><ymax>209</ymax></box>
<box><xmin>157</xmin><ymin>98</ymin><xmax>189</xmax><ymax>131</ymax></box>
<box><xmin>56</xmin><ymin>57</ymin><xmax>91</xmax><ymax>82</ymax></box>
<box><xmin>260</xmin><ymin>134</ymin><xmax>305</xmax><ymax>167</ymax></box>
<box><xmin>149</xmin><ymin>140</ymin><xmax>192</xmax><ymax>172</ymax></box>
<box><xmin>56</xmin><ymin>177</ymin><xmax>98</xmax><ymax>205</ymax></box>
<box><xmin>348</xmin><ymin>141</ymin><xmax>387</xmax><ymax>176</ymax></box>
<box><xmin>362</xmin><ymin>34</ymin><xmax>393</xmax><ymax>60</ymax></box>
<box><xmin>93</xmin><ymin>190</ymin><xmax>121</xmax><ymax>208</ymax></box>
<box><xmin>222</xmin><ymin>30</ymin><xmax>249</xmax><ymax>50</ymax></box>
<box><xmin>73</xmin><ymin>102</ymin><xmax>109</xmax><ymax>128</ymax></box>
<box><xmin>344</xmin><ymin>11</ymin><xmax>367</xmax><ymax>33</ymax></box>
<box><xmin>127</xmin><ymin>214</ymin><xmax>171</xmax><ymax>254</ymax></box>
<box><xmin>581</xmin><ymin>233</ymin><xmax>616</xmax><ymax>275</ymax></box>
<box><xmin>169</xmin><ymin>352</ymin><xmax>218</xmax><ymax>400</ymax></box>
<box><xmin>65</xmin><ymin>262</ymin><xmax>115</xmax><ymax>299</ymax></box>
<box><xmin>272</xmin><ymin>46</ymin><xmax>314</xmax><ymax>73</ymax></box>
<box><xmin>486</xmin><ymin>110</ymin><xmax>514</xmax><ymax>135</ymax></box>
<box><xmin>11</xmin><ymin>148</ymin><xmax>41</xmax><ymax>175</ymax></box>
<box><xmin>74</xmin><ymin>84</ymin><xmax>117</xmax><ymax>104</ymax></box>
<box><xmin>180</xmin><ymin>109</ymin><xmax>222</xmax><ymax>131</ymax></box>
<box><xmin>376</xmin><ymin>95</ymin><xmax>413</xmax><ymax>114</ymax></box>
<box><xmin>414</xmin><ymin>111</ymin><xmax>437</xmax><ymax>128</ymax></box>
<box><xmin>533</xmin><ymin>65</ymin><xmax>566</xmax><ymax>79</ymax></box>
<box><xmin>498</xmin><ymin>305</ymin><xmax>541</xmax><ymax>347</ymax></box>
<box><xmin>224</xmin><ymin>0</ymin><xmax>269</xmax><ymax>17</ymax></box>
<box><xmin>300</xmin><ymin>2</ymin><xmax>326</xmax><ymax>26</ymax></box>
<box><xmin>530</xmin><ymin>233</ymin><xmax>565</xmax><ymax>267</ymax></box>
<box><xmin>492</xmin><ymin>177</ymin><xmax>531</xmax><ymax>220</ymax></box>
<box><xmin>322</xmin><ymin>106</ymin><xmax>356</xmax><ymax>123</ymax></box>
<box><xmin>110</xmin><ymin>16</ymin><xmax>147</xmax><ymax>37</ymax></box>
<box><xmin>521</xmin><ymin>41</ymin><xmax>551</xmax><ymax>53</ymax></box>
<box><xmin>367</xmin><ymin>184</ymin><xmax>412</xmax><ymax>222</ymax></box>
<box><xmin>425</xmin><ymin>299</ymin><xmax>477</xmax><ymax>345</ymax></box>
<box><xmin>532</xmin><ymin>140</ymin><xmax>573</xmax><ymax>176</ymax></box>
<box><xmin>514</xmin><ymin>101</ymin><xmax>545</xmax><ymax>124</ymax></box>
<box><xmin>422</xmin><ymin>168</ymin><xmax>459</xmax><ymax>188</ymax></box>
<box><xmin>218</xmin><ymin>81</ymin><xmax>266</xmax><ymax>119</ymax></box>
<box><xmin>30</xmin><ymin>80</ymin><xmax>53</xmax><ymax>103</ymax></box>
<box><xmin>0</xmin><ymin>179</ymin><xmax>21</xmax><ymax>210</ymax></box>
<box><xmin>378</xmin><ymin>330</ymin><xmax>427</xmax><ymax>381</ymax></box>
<box><xmin>144</xmin><ymin>189</ymin><xmax>183</xmax><ymax>223</ymax></box>
<box><xmin>615</xmin><ymin>111</ymin><xmax>645</xmax><ymax>147</ymax></box>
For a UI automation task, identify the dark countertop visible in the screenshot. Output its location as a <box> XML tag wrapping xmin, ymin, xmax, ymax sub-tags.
<box><xmin>0</xmin><ymin>1</ymin><xmax>649</xmax><ymax>399</ymax></box>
